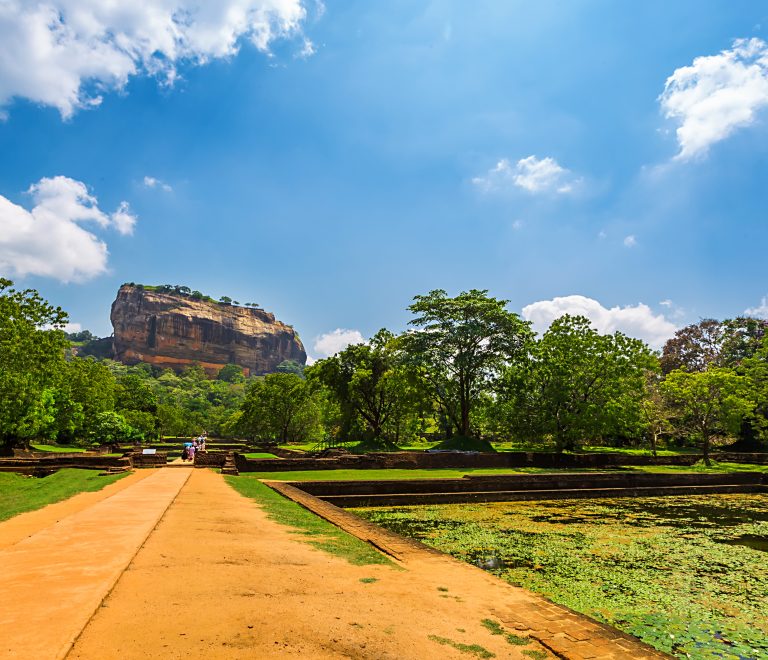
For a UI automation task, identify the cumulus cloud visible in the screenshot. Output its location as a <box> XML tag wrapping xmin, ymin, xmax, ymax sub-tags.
<box><xmin>623</xmin><ymin>234</ymin><xmax>637</xmax><ymax>247</ymax></box>
<box><xmin>0</xmin><ymin>176</ymin><xmax>135</xmax><ymax>282</ymax></box>
<box><xmin>745</xmin><ymin>296</ymin><xmax>768</xmax><ymax>318</ymax></box>
<box><xmin>313</xmin><ymin>328</ymin><xmax>366</xmax><ymax>358</ymax></box>
<box><xmin>0</xmin><ymin>1</ymin><xmax>312</xmax><ymax>118</ymax></box>
<box><xmin>522</xmin><ymin>295</ymin><xmax>678</xmax><ymax>349</ymax></box>
<box><xmin>472</xmin><ymin>156</ymin><xmax>579</xmax><ymax>195</ymax></box>
<box><xmin>143</xmin><ymin>176</ymin><xmax>172</xmax><ymax>193</ymax></box>
<box><xmin>659</xmin><ymin>38</ymin><xmax>768</xmax><ymax>159</ymax></box>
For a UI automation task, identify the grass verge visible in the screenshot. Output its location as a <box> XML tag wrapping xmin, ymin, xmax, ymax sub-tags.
<box><xmin>628</xmin><ymin>461</ymin><xmax>768</xmax><ymax>474</ymax></box>
<box><xmin>30</xmin><ymin>444</ymin><xmax>87</xmax><ymax>453</ymax></box>
<box><xmin>224</xmin><ymin>476</ymin><xmax>391</xmax><ymax>566</ymax></box>
<box><xmin>427</xmin><ymin>634</ymin><xmax>495</xmax><ymax>658</ymax></box>
<box><xmin>0</xmin><ymin>468</ymin><xmax>128</xmax><ymax>522</ymax></box>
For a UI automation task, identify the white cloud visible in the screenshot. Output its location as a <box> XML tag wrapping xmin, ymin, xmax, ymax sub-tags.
<box><xmin>623</xmin><ymin>234</ymin><xmax>637</xmax><ymax>247</ymax></box>
<box><xmin>659</xmin><ymin>38</ymin><xmax>768</xmax><ymax>159</ymax></box>
<box><xmin>313</xmin><ymin>328</ymin><xmax>366</xmax><ymax>358</ymax></box>
<box><xmin>143</xmin><ymin>176</ymin><xmax>172</xmax><ymax>193</ymax></box>
<box><xmin>0</xmin><ymin>1</ymin><xmax>311</xmax><ymax>118</ymax></box>
<box><xmin>0</xmin><ymin>176</ymin><xmax>135</xmax><ymax>282</ymax></box>
<box><xmin>511</xmin><ymin>219</ymin><xmax>524</xmax><ymax>230</ymax></box>
<box><xmin>745</xmin><ymin>296</ymin><xmax>768</xmax><ymax>318</ymax></box>
<box><xmin>522</xmin><ymin>295</ymin><xmax>678</xmax><ymax>349</ymax></box>
<box><xmin>472</xmin><ymin>156</ymin><xmax>579</xmax><ymax>195</ymax></box>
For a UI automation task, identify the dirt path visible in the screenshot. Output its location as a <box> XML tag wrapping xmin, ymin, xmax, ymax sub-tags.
<box><xmin>0</xmin><ymin>469</ymin><xmax>153</xmax><ymax>551</ymax></box>
<box><xmin>0</xmin><ymin>468</ymin><xmax>191</xmax><ymax>659</ymax></box>
<box><xmin>68</xmin><ymin>469</ymin><xmax>553</xmax><ymax>659</ymax></box>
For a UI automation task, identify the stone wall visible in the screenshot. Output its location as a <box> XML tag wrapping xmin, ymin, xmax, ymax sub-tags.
<box><xmin>289</xmin><ymin>471</ymin><xmax>768</xmax><ymax>507</ymax></box>
<box><xmin>193</xmin><ymin>452</ymin><xmax>227</xmax><ymax>468</ymax></box>
<box><xmin>232</xmin><ymin>450</ymin><xmax>704</xmax><ymax>473</ymax></box>
<box><xmin>128</xmin><ymin>452</ymin><xmax>167</xmax><ymax>468</ymax></box>
<box><xmin>0</xmin><ymin>455</ymin><xmax>131</xmax><ymax>476</ymax></box>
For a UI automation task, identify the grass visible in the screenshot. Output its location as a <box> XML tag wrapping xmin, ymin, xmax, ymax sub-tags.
<box><xmin>628</xmin><ymin>461</ymin><xmax>768</xmax><ymax>474</ymax></box>
<box><xmin>427</xmin><ymin>635</ymin><xmax>495</xmax><ymax>658</ymax></box>
<box><xmin>224</xmin><ymin>476</ymin><xmax>391</xmax><ymax>566</ymax></box>
<box><xmin>242</xmin><ymin>452</ymin><xmax>279</xmax><ymax>459</ymax></box>
<box><xmin>30</xmin><ymin>444</ymin><xmax>87</xmax><ymax>453</ymax></box>
<box><xmin>241</xmin><ymin>468</ymin><xmax>534</xmax><ymax>481</ymax></box>
<box><xmin>480</xmin><ymin>619</ymin><xmax>532</xmax><ymax>646</ymax></box>
<box><xmin>0</xmin><ymin>469</ymin><xmax>129</xmax><ymax>521</ymax></box>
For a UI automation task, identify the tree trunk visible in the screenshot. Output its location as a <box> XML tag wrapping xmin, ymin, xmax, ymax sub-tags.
<box><xmin>651</xmin><ymin>431</ymin><xmax>658</xmax><ymax>457</ymax></box>
<box><xmin>701</xmin><ymin>432</ymin><xmax>711</xmax><ymax>466</ymax></box>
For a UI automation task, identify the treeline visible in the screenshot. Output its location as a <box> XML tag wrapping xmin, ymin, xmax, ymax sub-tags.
<box><xmin>1</xmin><ymin>279</ymin><xmax>766</xmax><ymax>458</ymax></box>
<box><xmin>124</xmin><ymin>283</ymin><xmax>261</xmax><ymax>308</ymax></box>
<box><xmin>234</xmin><ymin>290</ymin><xmax>768</xmax><ymax>460</ymax></box>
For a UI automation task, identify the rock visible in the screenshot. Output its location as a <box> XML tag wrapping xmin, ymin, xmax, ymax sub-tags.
<box><xmin>111</xmin><ymin>284</ymin><xmax>306</xmax><ymax>376</ymax></box>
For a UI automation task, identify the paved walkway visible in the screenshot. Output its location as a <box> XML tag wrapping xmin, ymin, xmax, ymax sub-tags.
<box><xmin>0</xmin><ymin>468</ymin><xmax>191</xmax><ymax>659</ymax></box>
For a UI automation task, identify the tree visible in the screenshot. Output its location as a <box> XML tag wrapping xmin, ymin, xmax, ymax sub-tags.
<box><xmin>90</xmin><ymin>411</ymin><xmax>140</xmax><ymax>445</ymax></box>
<box><xmin>640</xmin><ymin>376</ymin><xmax>673</xmax><ymax>456</ymax></box>
<box><xmin>402</xmin><ymin>289</ymin><xmax>532</xmax><ymax>438</ymax></box>
<box><xmin>660</xmin><ymin>367</ymin><xmax>754</xmax><ymax>465</ymax></box>
<box><xmin>217</xmin><ymin>363</ymin><xmax>245</xmax><ymax>383</ymax></box>
<box><xmin>114</xmin><ymin>373</ymin><xmax>160</xmax><ymax>440</ymax></box>
<box><xmin>720</xmin><ymin>317</ymin><xmax>768</xmax><ymax>367</ymax></box>
<box><xmin>502</xmin><ymin>315</ymin><xmax>656</xmax><ymax>451</ymax></box>
<box><xmin>219</xmin><ymin>296</ymin><xmax>232</xmax><ymax>305</ymax></box>
<box><xmin>54</xmin><ymin>358</ymin><xmax>117</xmax><ymax>444</ymax></box>
<box><xmin>0</xmin><ymin>279</ymin><xmax>69</xmax><ymax>453</ymax></box>
<box><xmin>276</xmin><ymin>360</ymin><xmax>305</xmax><ymax>377</ymax></box>
<box><xmin>737</xmin><ymin>335</ymin><xmax>768</xmax><ymax>446</ymax></box>
<box><xmin>660</xmin><ymin>319</ymin><xmax>724</xmax><ymax>374</ymax></box>
<box><xmin>309</xmin><ymin>330</ymin><xmax>421</xmax><ymax>447</ymax></box>
<box><xmin>239</xmin><ymin>373</ymin><xmax>322</xmax><ymax>443</ymax></box>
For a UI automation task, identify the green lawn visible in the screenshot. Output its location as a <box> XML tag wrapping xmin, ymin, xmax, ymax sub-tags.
<box><xmin>0</xmin><ymin>469</ymin><xmax>129</xmax><ymax>522</ymax></box>
<box><xmin>234</xmin><ymin>462</ymin><xmax>768</xmax><ymax>482</ymax></box>
<box><xmin>629</xmin><ymin>461</ymin><xmax>768</xmax><ymax>474</ymax></box>
<box><xmin>30</xmin><ymin>444</ymin><xmax>87</xmax><ymax>453</ymax></box>
<box><xmin>225</xmin><ymin>476</ymin><xmax>390</xmax><ymax>565</ymax></box>
<box><xmin>242</xmin><ymin>468</ymin><xmax>534</xmax><ymax>481</ymax></box>
<box><xmin>242</xmin><ymin>452</ymin><xmax>279</xmax><ymax>459</ymax></box>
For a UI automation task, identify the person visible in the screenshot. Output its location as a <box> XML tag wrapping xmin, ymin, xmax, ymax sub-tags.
<box><xmin>188</xmin><ymin>442</ymin><xmax>196</xmax><ymax>462</ymax></box>
<box><xmin>183</xmin><ymin>439</ymin><xmax>193</xmax><ymax>461</ymax></box>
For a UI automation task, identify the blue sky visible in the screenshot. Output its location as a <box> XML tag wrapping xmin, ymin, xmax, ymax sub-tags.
<box><xmin>1</xmin><ymin>1</ymin><xmax>767</xmax><ymax>358</ymax></box>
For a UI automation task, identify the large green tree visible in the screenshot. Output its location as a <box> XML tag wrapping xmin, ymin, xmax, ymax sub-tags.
<box><xmin>54</xmin><ymin>357</ymin><xmax>117</xmax><ymax>444</ymax></box>
<box><xmin>402</xmin><ymin>289</ymin><xmax>532</xmax><ymax>439</ymax></box>
<box><xmin>503</xmin><ymin>315</ymin><xmax>656</xmax><ymax>451</ymax></box>
<box><xmin>308</xmin><ymin>330</ymin><xmax>423</xmax><ymax>447</ymax></box>
<box><xmin>0</xmin><ymin>279</ymin><xmax>69</xmax><ymax>453</ymax></box>
<box><xmin>661</xmin><ymin>367</ymin><xmax>754</xmax><ymax>464</ymax></box>
<box><xmin>239</xmin><ymin>373</ymin><xmax>322</xmax><ymax>444</ymax></box>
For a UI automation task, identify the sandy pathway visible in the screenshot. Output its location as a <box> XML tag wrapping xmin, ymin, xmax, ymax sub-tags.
<box><xmin>68</xmin><ymin>469</ymin><xmax>550</xmax><ymax>659</ymax></box>
<box><xmin>0</xmin><ymin>468</ymin><xmax>191</xmax><ymax>659</ymax></box>
<box><xmin>0</xmin><ymin>469</ymin><xmax>153</xmax><ymax>551</ymax></box>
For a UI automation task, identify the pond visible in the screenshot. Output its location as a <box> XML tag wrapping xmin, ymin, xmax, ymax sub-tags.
<box><xmin>353</xmin><ymin>494</ymin><xmax>768</xmax><ymax>659</ymax></box>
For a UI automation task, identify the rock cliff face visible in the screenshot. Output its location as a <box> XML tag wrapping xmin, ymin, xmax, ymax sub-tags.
<box><xmin>111</xmin><ymin>285</ymin><xmax>306</xmax><ymax>376</ymax></box>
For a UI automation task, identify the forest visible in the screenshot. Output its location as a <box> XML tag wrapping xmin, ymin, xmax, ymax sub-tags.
<box><xmin>2</xmin><ymin>278</ymin><xmax>766</xmax><ymax>459</ymax></box>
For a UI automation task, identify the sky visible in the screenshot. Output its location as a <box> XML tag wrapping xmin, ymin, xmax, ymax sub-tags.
<box><xmin>1</xmin><ymin>1</ymin><xmax>768</xmax><ymax>360</ymax></box>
